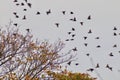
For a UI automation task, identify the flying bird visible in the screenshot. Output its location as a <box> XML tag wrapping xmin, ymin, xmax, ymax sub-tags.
<box><xmin>24</xmin><ymin>0</ymin><xmax>27</xmax><ymax>2</ymax></box>
<box><xmin>26</xmin><ymin>28</ymin><xmax>30</xmax><ymax>32</ymax></box>
<box><xmin>68</xmin><ymin>32</ymin><xmax>72</xmax><ymax>35</ymax></box>
<box><xmin>87</xmin><ymin>15</ymin><xmax>91</xmax><ymax>20</ymax></box>
<box><xmin>67</xmin><ymin>61</ymin><xmax>71</xmax><ymax>66</ymax></box>
<box><xmin>75</xmin><ymin>63</ymin><xmax>79</xmax><ymax>66</ymax></box>
<box><xmin>16</xmin><ymin>3</ymin><xmax>20</xmax><ymax>6</ymax></box>
<box><xmin>70</xmin><ymin>39</ymin><xmax>74</xmax><ymax>41</ymax></box>
<box><xmin>109</xmin><ymin>52</ymin><xmax>114</xmax><ymax>57</ymax></box>
<box><xmin>80</xmin><ymin>22</ymin><xmax>83</xmax><ymax>26</ymax></box>
<box><xmin>70</xmin><ymin>17</ymin><xmax>76</xmax><ymax>21</ymax></box>
<box><xmin>27</xmin><ymin>3</ymin><xmax>32</xmax><ymax>8</ymax></box>
<box><xmin>83</xmin><ymin>36</ymin><xmax>87</xmax><ymax>40</ymax></box>
<box><xmin>65</xmin><ymin>39</ymin><xmax>69</xmax><ymax>41</ymax></box>
<box><xmin>23</xmin><ymin>9</ymin><xmax>27</xmax><ymax>11</ymax></box>
<box><xmin>95</xmin><ymin>63</ymin><xmax>100</xmax><ymax>68</ymax></box>
<box><xmin>70</xmin><ymin>11</ymin><xmax>74</xmax><ymax>14</ymax></box>
<box><xmin>96</xmin><ymin>45</ymin><xmax>101</xmax><ymax>48</ymax></box>
<box><xmin>15</xmin><ymin>15</ymin><xmax>19</xmax><ymax>18</ymax></box>
<box><xmin>113</xmin><ymin>27</ymin><xmax>117</xmax><ymax>30</ymax></box>
<box><xmin>46</xmin><ymin>9</ymin><xmax>51</xmax><ymax>15</ymax></box>
<box><xmin>86</xmin><ymin>53</ymin><xmax>90</xmax><ymax>56</ymax></box>
<box><xmin>36</xmin><ymin>11</ymin><xmax>40</xmax><ymax>15</ymax></box>
<box><xmin>87</xmin><ymin>68</ymin><xmax>94</xmax><ymax>72</ymax></box>
<box><xmin>84</xmin><ymin>43</ymin><xmax>88</xmax><ymax>47</ymax></box>
<box><xmin>113</xmin><ymin>32</ymin><xmax>117</xmax><ymax>36</ymax></box>
<box><xmin>72</xmin><ymin>34</ymin><xmax>76</xmax><ymax>37</ymax></box>
<box><xmin>13</xmin><ymin>0</ymin><xmax>17</xmax><ymax>2</ymax></box>
<box><xmin>21</xmin><ymin>3</ymin><xmax>24</xmax><ymax>6</ymax></box>
<box><xmin>113</xmin><ymin>44</ymin><xmax>117</xmax><ymax>48</ymax></box>
<box><xmin>62</xmin><ymin>11</ymin><xmax>66</xmax><ymax>15</ymax></box>
<box><xmin>55</xmin><ymin>23</ymin><xmax>59</xmax><ymax>27</ymax></box>
<box><xmin>13</xmin><ymin>23</ymin><xmax>18</xmax><ymax>26</ymax></box>
<box><xmin>88</xmin><ymin>29</ymin><xmax>92</xmax><ymax>34</ymax></box>
<box><xmin>95</xmin><ymin>37</ymin><xmax>100</xmax><ymax>39</ymax></box>
<box><xmin>72</xmin><ymin>47</ymin><xmax>77</xmax><ymax>51</ymax></box>
<box><xmin>106</xmin><ymin>64</ymin><xmax>112</xmax><ymax>71</ymax></box>
<box><xmin>72</xmin><ymin>28</ymin><xmax>75</xmax><ymax>31</ymax></box>
<box><xmin>22</xmin><ymin>15</ymin><xmax>26</xmax><ymax>20</ymax></box>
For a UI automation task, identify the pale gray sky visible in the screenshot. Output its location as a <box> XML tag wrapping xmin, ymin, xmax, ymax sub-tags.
<box><xmin>0</xmin><ymin>0</ymin><xmax>120</xmax><ymax>80</ymax></box>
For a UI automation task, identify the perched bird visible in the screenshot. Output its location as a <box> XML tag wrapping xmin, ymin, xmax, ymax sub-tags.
<box><xmin>62</xmin><ymin>11</ymin><xmax>66</xmax><ymax>15</ymax></box>
<box><xmin>84</xmin><ymin>43</ymin><xmax>88</xmax><ymax>47</ymax></box>
<box><xmin>95</xmin><ymin>63</ymin><xmax>100</xmax><ymax>68</ymax></box>
<box><xmin>27</xmin><ymin>3</ymin><xmax>32</xmax><ymax>8</ymax></box>
<box><xmin>67</xmin><ymin>61</ymin><xmax>71</xmax><ymax>66</ymax></box>
<box><xmin>72</xmin><ymin>47</ymin><xmax>77</xmax><ymax>51</ymax></box>
<box><xmin>113</xmin><ymin>27</ymin><xmax>117</xmax><ymax>30</ymax></box>
<box><xmin>83</xmin><ymin>36</ymin><xmax>87</xmax><ymax>40</ymax></box>
<box><xmin>55</xmin><ymin>23</ymin><xmax>59</xmax><ymax>27</ymax></box>
<box><xmin>87</xmin><ymin>15</ymin><xmax>91</xmax><ymax>20</ymax></box>
<box><xmin>87</xmin><ymin>68</ymin><xmax>94</xmax><ymax>72</ymax></box>
<box><xmin>109</xmin><ymin>52</ymin><xmax>114</xmax><ymax>57</ymax></box>
<box><xmin>36</xmin><ymin>11</ymin><xmax>40</xmax><ymax>15</ymax></box>
<box><xmin>22</xmin><ymin>15</ymin><xmax>26</xmax><ymax>20</ymax></box>
<box><xmin>88</xmin><ymin>29</ymin><xmax>92</xmax><ymax>34</ymax></box>
<box><xmin>46</xmin><ymin>9</ymin><xmax>51</xmax><ymax>15</ymax></box>
<box><xmin>80</xmin><ymin>22</ymin><xmax>83</xmax><ymax>26</ymax></box>
<box><xmin>72</xmin><ymin>28</ymin><xmax>75</xmax><ymax>31</ymax></box>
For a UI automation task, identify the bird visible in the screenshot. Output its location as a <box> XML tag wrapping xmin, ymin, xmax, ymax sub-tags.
<box><xmin>87</xmin><ymin>68</ymin><xmax>94</xmax><ymax>72</ymax></box>
<box><xmin>68</xmin><ymin>32</ymin><xmax>72</xmax><ymax>35</ymax></box>
<box><xmin>16</xmin><ymin>3</ymin><xmax>20</xmax><ymax>6</ymax></box>
<box><xmin>106</xmin><ymin>64</ymin><xmax>112</xmax><ymax>71</ymax></box>
<box><xmin>87</xmin><ymin>15</ymin><xmax>91</xmax><ymax>20</ymax></box>
<box><xmin>86</xmin><ymin>53</ymin><xmax>90</xmax><ymax>56</ymax></box>
<box><xmin>23</xmin><ymin>9</ymin><xmax>27</xmax><ymax>11</ymax></box>
<box><xmin>80</xmin><ymin>22</ymin><xmax>83</xmax><ymax>26</ymax></box>
<box><xmin>24</xmin><ymin>0</ymin><xmax>27</xmax><ymax>2</ymax></box>
<box><xmin>75</xmin><ymin>63</ymin><xmax>79</xmax><ymax>66</ymax></box>
<box><xmin>95</xmin><ymin>63</ymin><xmax>100</xmax><ymax>68</ymax></box>
<box><xmin>13</xmin><ymin>23</ymin><xmax>18</xmax><ymax>26</ymax></box>
<box><xmin>72</xmin><ymin>47</ymin><xmax>77</xmax><ymax>51</ymax></box>
<box><xmin>36</xmin><ymin>11</ymin><xmax>40</xmax><ymax>15</ymax></box>
<box><xmin>65</xmin><ymin>39</ymin><xmax>69</xmax><ymax>41</ymax></box>
<box><xmin>113</xmin><ymin>27</ymin><xmax>117</xmax><ymax>30</ymax></box>
<box><xmin>96</xmin><ymin>45</ymin><xmax>101</xmax><ymax>48</ymax></box>
<box><xmin>95</xmin><ymin>37</ymin><xmax>100</xmax><ymax>39</ymax></box>
<box><xmin>46</xmin><ymin>9</ymin><xmax>51</xmax><ymax>15</ymax></box>
<box><xmin>70</xmin><ymin>11</ymin><xmax>74</xmax><ymax>14</ymax></box>
<box><xmin>88</xmin><ymin>29</ymin><xmax>92</xmax><ymax>34</ymax></box>
<box><xmin>113</xmin><ymin>44</ymin><xmax>117</xmax><ymax>48</ymax></box>
<box><xmin>26</xmin><ymin>28</ymin><xmax>30</xmax><ymax>32</ymax></box>
<box><xmin>22</xmin><ymin>15</ymin><xmax>26</xmax><ymax>20</ymax></box>
<box><xmin>27</xmin><ymin>3</ymin><xmax>32</xmax><ymax>8</ymax></box>
<box><xmin>70</xmin><ymin>17</ymin><xmax>76</xmax><ymax>21</ymax></box>
<box><xmin>21</xmin><ymin>3</ymin><xmax>24</xmax><ymax>6</ymax></box>
<box><xmin>113</xmin><ymin>32</ymin><xmax>117</xmax><ymax>36</ymax></box>
<box><xmin>83</xmin><ymin>36</ymin><xmax>87</xmax><ymax>40</ymax></box>
<box><xmin>62</xmin><ymin>11</ymin><xmax>66</xmax><ymax>15</ymax></box>
<box><xmin>13</xmin><ymin>12</ymin><xmax>17</xmax><ymax>15</ymax></box>
<box><xmin>72</xmin><ymin>34</ymin><xmax>76</xmax><ymax>37</ymax></box>
<box><xmin>15</xmin><ymin>15</ymin><xmax>19</xmax><ymax>18</ymax></box>
<box><xmin>55</xmin><ymin>23</ymin><xmax>59</xmax><ymax>27</ymax></box>
<box><xmin>70</xmin><ymin>39</ymin><xmax>74</xmax><ymax>41</ymax></box>
<box><xmin>72</xmin><ymin>28</ymin><xmax>75</xmax><ymax>31</ymax></box>
<box><xmin>109</xmin><ymin>52</ymin><xmax>114</xmax><ymax>57</ymax></box>
<box><xmin>13</xmin><ymin>0</ymin><xmax>17</xmax><ymax>2</ymax></box>
<box><xmin>84</xmin><ymin>43</ymin><xmax>88</xmax><ymax>47</ymax></box>
<box><xmin>67</xmin><ymin>61</ymin><xmax>71</xmax><ymax>65</ymax></box>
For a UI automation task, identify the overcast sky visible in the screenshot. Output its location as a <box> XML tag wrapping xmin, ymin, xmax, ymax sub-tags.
<box><xmin>0</xmin><ymin>0</ymin><xmax>120</xmax><ymax>80</ymax></box>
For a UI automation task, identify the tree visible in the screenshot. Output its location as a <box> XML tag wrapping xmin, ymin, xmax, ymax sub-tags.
<box><xmin>0</xmin><ymin>22</ymin><xmax>75</xmax><ymax>80</ymax></box>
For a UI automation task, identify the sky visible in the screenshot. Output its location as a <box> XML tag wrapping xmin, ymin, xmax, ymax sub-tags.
<box><xmin>0</xmin><ymin>0</ymin><xmax>120</xmax><ymax>80</ymax></box>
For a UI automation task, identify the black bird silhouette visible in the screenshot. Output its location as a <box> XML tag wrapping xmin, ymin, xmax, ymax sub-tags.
<box><xmin>80</xmin><ymin>22</ymin><xmax>83</xmax><ymax>26</ymax></box>
<box><xmin>16</xmin><ymin>3</ymin><xmax>19</xmax><ymax>6</ymax></box>
<box><xmin>65</xmin><ymin>39</ymin><xmax>69</xmax><ymax>41</ymax></box>
<box><xmin>87</xmin><ymin>68</ymin><xmax>94</xmax><ymax>72</ymax></box>
<box><xmin>96</xmin><ymin>45</ymin><xmax>101</xmax><ymax>48</ymax></box>
<box><xmin>70</xmin><ymin>11</ymin><xmax>74</xmax><ymax>14</ymax></box>
<box><xmin>72</xmin><ymin>28</ymin><xmax>75</xmax><ymax>31</ymax></box>
<box><xmin>26</xmin><ymin>28</ymin><xmax>30</xmax><ymax>32</ymax></box>
<box><xmin>95</xmin><ymin>37</ymin><xmax>99</xmax><ymax>39</ymax></box>
<box><xmin>67</xmin><ymin>61</ymin><xmax>71</xmax><ymax>65</ymax></box>
<box><xmin>36</xmin><ymin>11</ymin><xmax>40</xmax><ymax>15</ymax></box>
<box><xmin>109</xmin><ymin>52</ymin><xmax>114</xmax><ymax>56</ymax></box>
<box><xmin>83</xmin><ymin>36</ymin><xmax>87</xmax><ymax>40</ymax></box>
<box><xmin>87</xmin><ymin>15</ymin><xmax>91</xmax><ymax>20</ymax></box>
<box><xmin>46</xmin><ymin>9</ymin><xmax>51</xmax><ymax>15</ymax></box>
<box><xmin>95</xmin><ymin>63</ymin><xmax>100</xmax><ymax>68</ymax></box>
<box><xmin>27</xmin><ymin>3</ymin><xmax>32</xmax><ymax>8</ymax></box>
<box><xmin>15</xmin><ymin>15</ymin><xmax>19</xmax><ymax>18</ymax></box>
<box><xmin>13</xmin><ymin>0</ymin><xmax>17</xmax><ymax>2</ymax></box>
<box><xmin>24</xmin><ymin>0</ymin><xmax>27</xmax><ymax>2</ymax></box>
<box><xmin>23</xmin><ymin>9</ymin><xmax>27</xmax><ymax>11</ymax></box>
<box><xmin>113</xmin><ymin>44</ymin><xmax>117</xmax><ymax>48</ymax></box>
<box><xmin>72</xmin><ymin>47</ymin><xmax>77</xmax><ymax>51</ymax></box>
<box><xmin>21</xmin><ymin>3</ymin><xmax>24</xmax><ymax>6</ymax></box>
<box><xmin>68</xmin><ymin>32</ymin><xmax>72</xmax><ymax>35</ymax></box>
<box><xmin>70</xmin><ymin>39</ymin><xmax>74</xmax><ymax>41</ymax></box>
<box><xmin>55</xmin><ymin>23</ymin><xmax>59</xmax><ymax>27</ymax></box>
<box><xmin>13</xmin><ymin>12</ymin><xmax>17</xmax><ymax>15</ymax></box>
<box><xmin>22</xmin><ymin>15</ymin><xmax>26</xmax><ymax>20</ymax></box>
<box><xmin>62</xmin><ymin>11</ymin><xmax>66</xmax><ymax>15</ymax></box>
<box><xmin>113</xmin><ymin>27</ymin><xmax>117</xmax><ymax>30</ymax></box>
<box><xmin>113</xmin><ymin>32</ymin><xmax>117</xmax><ymax>36</ymax></box>
<box><xmin>72</xmin><ymin>34</ymin><xmax>75</xmax><ymax>37</ymax></box>
<box><xmin>106</xmin><ymin>64</ymin><xmax>112</xmax><ymax>71</ymax></box>
<box><xmin>13</xmin><ymin>23</ymin><xmax>18</xmax><ymax>26</ymax></box>
<box><xmin>84</xmin><ymin>43</ymin><xmax>88</xmax><ymax>47</ymax></box>
<box><xmin>86</xmin><ymin>53</ymin><xmax>90</xmax><ymax>56</ymax></box>
<box><xmin>88</xmin><ymin>29</ymin><xmax>92</xmax><ymax>34</ymax></box>
<box><xmin>75</xmin><ymin>63</ymin><xmax>79</xmax><ymax>66</ymax></box>
<box><xmin>70</xmin><ymin>17</ymin><xmax>76</xmax><ymax>21</ymax></box>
